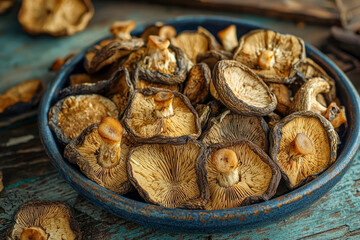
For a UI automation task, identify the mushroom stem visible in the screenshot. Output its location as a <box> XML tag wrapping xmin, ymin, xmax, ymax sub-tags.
<box><xmin>142</xmin><ymin>35</ymin><xmax>177</xmax><ymax>73</ymax></box>
<box><xmin>97</xmin><ymin>117</ymin><xmax>123</xmax><ymax>168</ymax></box>
<box><xmin>217</xmin><ymin>25</ymin><xmax>238</xmax><ymax>52</ymax></box>
<box><xmin>154</xmin><ymin>92</ymin><xmax>174</xmax><ymax>118</ymax></box>
<box><xmin>258</xmin><ymin>50</ymin><xmax>275</xmax><ymax>69</ymax></box>
<box><xmin>291</xmin><ymin>133</ymin><xmax>314</xmax><ymax>155</ymax></box>
<box><xmin>20</xmin><ymin>227</ymin><xmax>47</xmax><ymax>240</ymax></box>
<box><xmin>212</xmin><ymin>149</ymin><xmax>240</xmax><ymax>188</ymax></box>
<box><xmin>110</xmin><ymin>20</ymin><xmax>136</xmax><ymax>40</ymax></box>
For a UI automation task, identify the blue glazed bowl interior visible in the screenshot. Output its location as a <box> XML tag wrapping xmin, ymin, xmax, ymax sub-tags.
<box><xmin>39</xmin><ymin>15</ymin><xmax>360</xmax><ymax>233</ymax></box>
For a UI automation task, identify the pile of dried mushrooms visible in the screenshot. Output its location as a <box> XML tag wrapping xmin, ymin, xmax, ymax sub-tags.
<box><xmin>48</xmin><ymin>21</ymin><xmax>347</xmax><ymax>210</ymax></box>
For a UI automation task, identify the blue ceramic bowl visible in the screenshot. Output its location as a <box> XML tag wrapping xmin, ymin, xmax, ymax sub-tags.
<box><xmin>39</xmin><ymin>16</ymin><xmax>360</xmax><ymax>233</ymax></box>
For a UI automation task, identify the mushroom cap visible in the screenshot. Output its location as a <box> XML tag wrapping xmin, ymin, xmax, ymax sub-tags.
<box><xmin>213</xmin><ymin>60</ymin><xmax>277</xmax><ymax>116</ymax></box>
<box><xmin>123</xmin><ymin>88</ymin><xmax>201</xmax><ymax>144</ymax></box>
<box><xmin>64</xmin><ymin>123</ymin><xmax>133</xmax><ymax>194</ymax></box>
<box><xmin>196</xmin><ymin>49</ymin><xmax>232</xmax><ymax>71</ymax></box>
<box><xmin>84</xmin><ymin>38</ymin><xmax>144</xmax><ymax>74</ymax></box>
<box><xmin>268</xmin><ymin>83</ymin><xmax>292</xmax><ymax>115</ymax></box>
<box><xmin>200</xmin><ymin>110</ymin><xmax>269</xmax><ymax>151</ymax></box>
<box><xmin>183</xmin><ymin>63</ymin><xmax>211</xmax><ymax>105</ymax></box>
<box><xmin>127</xmin><ymin>140</ymin><xmax>209</xmax><ymax>209</ymax></box>
<box><xmin>233</xmin><ymin>29</ymin><xmax>305</xmax><ymax>84</ymax></box>
<box><xmin>270</xmin><ymin>111</ymin><xmax>338</xmax><ymax>189</ymax></box>
<box><xmin>133</xmin><ymin>68</ymin><xmax>180</xmax><ymax>92</ymax></box>
<box><xmin>7</xmin><ymin>200</ymin><xmax>81</xmax><ymax>240</ymax></box>
<box><xmin>195</xmin><ymin>104</ymin><xmax>212</xmax><ymax>130</ymax></box>
<box><xmin>48</xmin><ymin>94</ymin><xmax>119</xmax><ymax>145</ymax></box>
<box><xmin>171</xmin><ymin>31</ymin><xmax>210</xmax><ymax>64</ymax></box>
<box><xmin>18</xmin><ymin>0</ymin><xmax>94</xmax><ymax>37</ymax></box>
<box><xmin>206</xmin><ymin>140</ymin><xmax>280</xmax><ymax>210</ymax></box>
<box><xmin>0</xmin><ymin>79</ymin><xmax>44</xmax><ymax>116</ymax></box>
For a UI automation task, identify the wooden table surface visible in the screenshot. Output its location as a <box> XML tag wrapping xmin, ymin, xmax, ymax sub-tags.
<box><xmin>1</xmin><ymin>2</ymin><xmax>360</xmax><ymax>239</ymax></box>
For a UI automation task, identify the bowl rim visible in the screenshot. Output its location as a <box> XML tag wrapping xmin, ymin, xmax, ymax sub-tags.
<box><xmin>39</xmin><ymin>15</ymin><xmax>360</xmax><ymax>228</ymax></box>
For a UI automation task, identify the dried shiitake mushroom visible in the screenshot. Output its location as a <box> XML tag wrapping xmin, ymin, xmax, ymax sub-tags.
<box><xmin>141</xmin><ymin>22</ymin><xmax>177</xmax><ymax>40</ymax></box>
<box><xmin>171</xmin><ymin>30</ymin><xmax>210</xmax><ymax>64</ymax></box>
<box><xmin>127</xmin><ymin>140</ymin><xmax>208</xmax><ymax>209</ymax></box>
<box><xmin>85</xmin><ymin>38</ymin><xmax>145</xmax><ymax>74</ymax></box>
<box><xmin>295</xmin><ymin>58</ymin><xmax>336</xmax><ymax>103</ymax></box>
<box><xmin>200</xmin><ymin>110</ymin><xmax>269</xmax><ymax>151</ymax></box>
<box><xmin>18</xmin><ymin>0</ymin><xmax>94</xmax><ymax>37</ymax></box>
<box><xmin>65</xmin><ymin>117</ymin><xmax>133</xmax><ymax>194</ymax></box>
<box><xmin>60</xmin><ymin>68</ymin><xmax>133</xmax><ymax>115</ymax></box>
<box><xmin>213</xmin><ymin>60</ymin><xmax>277</xmax><ymax>116</ymax></box>
<box><xmin>123</xmin><ymin>35</ymin><xmax>187</xmax><ymax>84</ymax></box>
<box><xmin>196</xmin><ymin>49</ymin><xmax>232</xmax><ymax>71</ymax></box>
<box><xmin>7</xmin><ymin>200</ymin><xmax>81</xmax><ymax>240</ymax></box>
<box><xmin>290</xmin><ymin>77</ymin><xmax>330</xmax><ymax>114</ymax></box>
<box><xmin>183</xmin><ymin>63</ymin><xmax>211</xmax><ymax>105</ymax></box>
<box><xmin>206</xmin><ymin>140</ymin><xmax>280</xmax><ymax>210</ymax></box>
<box><xmin>217</xmin><ymin>25</ymin><xmax>238</xmax><ymax>52</ymax></box>
<box><xmin>110</xmin><ymin>20</ymin><xmax>136</xmax><ymax>40</ymax></box>
<box><xmin>133</xmin><ymin>68</ymin><xmax>180</xmax><ymax>92</ymax></box>
<box><xmin>268</xmin><ymin>83</ymin><xmax>292</xmax><ymax>115</ymax></box>
<box><xmin>323</xmin><ymin>102</ymin><xmax>347</xmax><ymax>130</ymax></box>
<box><xmin>195</xmin><ymin>104</ymin><xmax>211</xmax><ymax>130</ymax></box>
<box><xmin>0</xmin><ymin>79</ymin><xmax>45</xmax><ymax>116</ymax></box>
<box><xmin>49</xmin><ymin>94</ymin><xmax>119</xmax><ymax>145</ymax></box>
<box><xmin>270</xmin><ymin>111</ymin><xmax>338</xmax><ymax>189</ymax></box>
<box><xmin>123</xmin><ymin>88</ymin><xmax>201</xmax><ymax>144</ymax></box>
<box><xmin>0</xmin><ymin>0</ymin><xmax>15</xmax><ymax>14</ymax></box>
<box><xmin>233</xmin><ymin>29</ymin><xmax>305</xmax><ymax>84</ymax></box>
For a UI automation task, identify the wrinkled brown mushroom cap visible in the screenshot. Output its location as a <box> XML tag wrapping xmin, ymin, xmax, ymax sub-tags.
<box><xmin>270</xmin><ymin>111</ymin><xmax>338</xmax><ymax>189</ymax></box>
<box><xmin>268</xmin><ymin>83</ymin><xmax>292</xmax><ymax>115</ymax></box>
<box><xmin>48</xmin><ymin>94</ymin><xmax>119</xmax><ymax>145</ymax></box>
<box><xmin>200</xmin><ymin>110</ymin><xmax>269</xmax><ymax>151</ymax></box>
<box><xmin>133</xmin><ymin>68</ymin><xmax>180</xmax><ymax>92</ymax></box>
<box><xmin>123</xmin><ymin>88</ymin><xmax>201</xmax><ymax>144</ymax></box>
<box><xmin>65</xmin><ymin>121</ymin><xmax>133</xmax><ymax>194</ymax></box>
<box><xmin>213</xmin><ymin>60</ymin><xmax>277</xmax><ymax>116</ymax></box>
<box><xmin>127</xmin><ymin>140</ymin><xmax>209</xmax><ymax>209</ymax></box>
<box><xmin>0</xmin><ymin>79</ymin><xmax>45</xmax><ymax>115</ymax></box>
<box><xmin>7</xmin><ymin>200</ymin><xmax>81</xmax><ymax>240</ymax></box>
<box><xmin>206</xmin><ymin>140</ymin><xmax>280</xmax><ymax>210</ymax></box>
<box><xmin>85</xmin><ymin>38</ymin><xmax>145</xmax><ymax>74</ymax></box>
<box><xmin>18</xmin><ymin>0</ymin><xmax>94</xmax><ymax>37</ymax></box>
<box><xmin>196</xmin><ymin>49</ymin><xmax>232</xmax><ymax>71</ymax></box>
<box><xmin>233</xmin><ymin>29</ymin><xmax>305</xmax><ymax>84</ymax></box>
<box><xmin>183</xmin><ymin>63</ymin><xmax>211</xmax><ymax>105</ymax></box>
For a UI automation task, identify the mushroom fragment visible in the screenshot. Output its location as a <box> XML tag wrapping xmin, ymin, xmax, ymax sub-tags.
<box><xmin>0</xmin><ymin>79</ymin><xmax>45</xmax><ymax>116</ymax></box>
<box><xmin>0</xmin><ymin>170</ymin><xmax>3</xmax><ymax>193</ymax></box>
<box><xmin>213</xmin><ymin>60</ymin><xmax>277</xmax><ymax>116</ymax></box>
<box><xmin>217</xmin><ymin>25</ymin><xmax>238</xmax><ymax>52</ymax></box>
<box><xmin>123</xmin><ymin>88</ymin><xmax>201</xmax><ymax>144</ymax></box>
<box><xmin>323</xmin><ymin>102</ymin><xmax>347</xmax><ymax>129</ymax></box>
<box><xmin>65</xmin><ymin>117</ymin><xmax>133</xmax><ymax>194</ymax></box>
<box><xmin>7</xmin><ymin>200</ymin><xmax>81</xmax><ymax>240</ymax></box>
<box><xmin>233</xmin><ymin>29</ymin><xmax>305</xmax><ymax>84</ymax></box>
<box><xmin>127</xmin><ymin>140</ymin><xmax>208</xmax><ymax>209</ymax></box>
<box><xmin>206</xmin><ymin>140</ymin><xmax>280</xmax><ymax>210</ymax></box>
<box><xmin>18</xmin><ymin>0</ymin><xmax>94</xmax><ymax>37</ymax></box>
<box><xmin>183</xmin><ymin>63</ymin><xmax>211</xmax><ymax>105</ymax></box>
<box><xmin>200</xmin><ymin>110</ymin><xmax>269</xmax><ymax>151</ymax></box>
<box><xmin>196</xmin><ymin>50</ymin><xmax>232</xmax><ymax>71</ymax></box>
<box><xmin>49</xmin><ymin>94</ymin><xmax>119</xmax><ymax>145</ymax></box>
<box><xmin>268</xmin><ymin>83</ymin><xmax>292</xmax><ymax>115</ymax></box>
<box><xmin>195</xmin><ymin>104</ymin><xmax>211</xmax><ymax>130</ymax></box>
<box><xmin>270</xmin><ymin>111</ymin><xmax>338</xmax><ymax>189</ymax></box>
<box><xmin>141</xmin><ymin>22</ymin><xmax>177</xmax><ymax>40</ymax></box>
<box><xmin>0</xmin><ymin>0</ymin><xmax>15</xmax><ymax>14</ymax></box>
<box><xmin>290</xmin><ymin>77</ymin><xmax>330</xmax><ymax>114</ymax></box>
<box><xmin>110</xmin><ymin>20</ymin><xmax>136</xmax><ymax>40</ymax></box>
<box><xmin>49</xmin><ymin>54</ymin><xmax>74</xmax><ymax>72</ymax></box>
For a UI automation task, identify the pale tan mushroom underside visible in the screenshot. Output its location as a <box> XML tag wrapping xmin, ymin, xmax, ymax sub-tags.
<box><xmin>276</xmin><ymin>117</ymin><xmax>331</xmax><ymax>186</ymax></box>
<box><xmin>206</xmin><ymin>143</ymin><xmax>272</xmax><ymax>210</ymax></box>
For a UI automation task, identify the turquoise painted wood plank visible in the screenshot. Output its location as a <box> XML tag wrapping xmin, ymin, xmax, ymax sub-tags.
<box><xmin>1</xmin><ymin>151</ymin><xmax>359</xmax><ymax>239</ymax></box>
<box><xmin>0</xmin><ymin>2</ymin><xmax>330</xmax><ymax>93</ymax></box>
